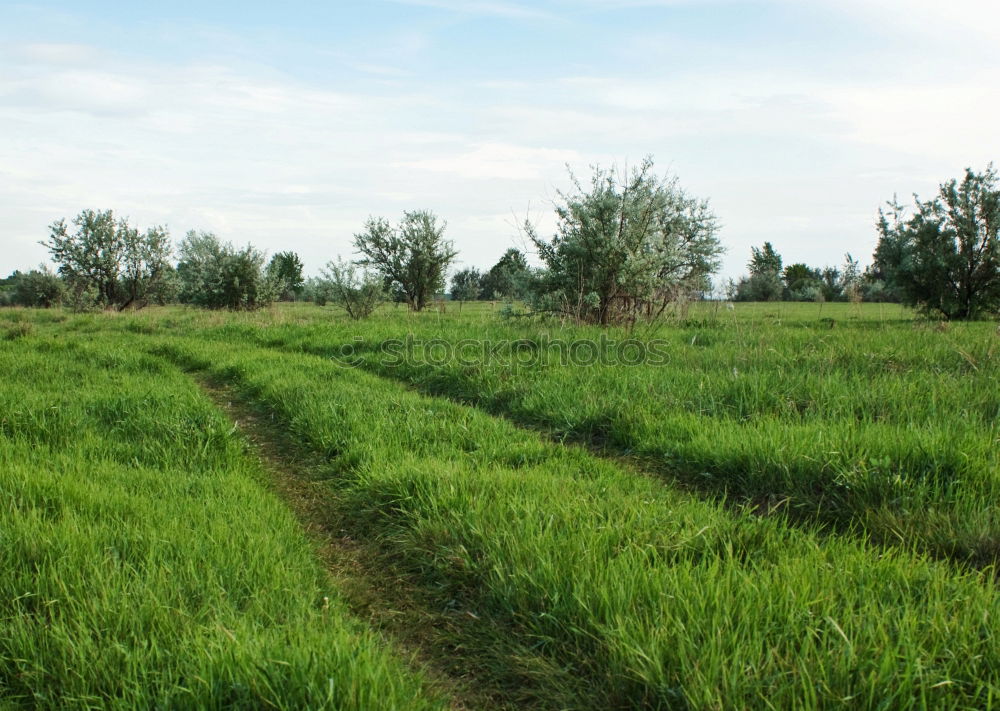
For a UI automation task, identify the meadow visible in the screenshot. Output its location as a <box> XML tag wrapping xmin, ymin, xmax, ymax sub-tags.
<box><xmin>2</xmin><ymin>301</ymin><xmax>999</xmax><ymax>709</ymax></box>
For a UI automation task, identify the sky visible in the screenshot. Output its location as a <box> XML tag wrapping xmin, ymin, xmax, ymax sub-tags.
<box><xmin>2</xmin><ymin>0</ymin><xmax>999</xmax><ymax>284</ymax></box>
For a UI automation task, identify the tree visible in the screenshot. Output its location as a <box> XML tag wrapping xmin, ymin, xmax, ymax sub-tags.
<box><xmin>842</xmin><ymin>253</ymin><xmax>863</xmax><ymax>303</ymax></box>
<box><xmin>176</xmin><ymin>231</ymin><xmax>276</xmax><ymax>310</ymax></box>
<box><xmin>320</xmin><ymin>258</ymin><xmax>385</xmax><ymax>319</ymax></box>
<box><xmin>526</xmin><ymin>158</ymin><xmax>722</xmax><ymax>325</ymax></box>
<box><xmin>783</xmin><ymin>262</ymin><xmax>821</xmax><ymax>300</ymax></box>
<box><xmin>42</xmin><ymin>209</ymin><xmax>172</xmax><ymax>310</ymax></box>
<box><xmin>450</xmin><ymin>268</ymin><xmax>483</xmax><ymax>302</ymax></box>
<box><xmin>267</xmin><ymin>251</ymin><xmax>305</xmax><ymax>301</ymax></box>
<box><xmin>819</xmin><ymin>266</ymin><xmax>843</xmax><ymax>302</ymax></box>
<box><xmin>119</xmin><ymin>224</ymin><xmax>172</xmax><ymax>309</ymax></box>
<box><xmin>734</xmin><ymin>242</ymin><xmax>783</xmax><ymax>301</ymax></box>
<box><xmin>4</xmin><ymin>268</ymin><xmax>65</xmax><ymax>307</ymax></box>
<box><xmin>353</xmin><ymin>211</ymin><xmax>457</xmax><ymax>312</ymax></box>
<box><xmin>874</xmin><ymin>167</ymin><xmax>1000</xmax><ymax>319</ymax></box>
<box><xmin>480</xmin><ymin>248</ymin><xmax>530</xmax><ymax>300</ymax></box>
<box><xmin>750</xmin><ymin>242</ymin><xmax>783</xmax><ymax>277</ymax></box>
<box><xmin>302</xmin><ymin>276</ymin><xmax>335</xmax><ymax>306</ymax></box>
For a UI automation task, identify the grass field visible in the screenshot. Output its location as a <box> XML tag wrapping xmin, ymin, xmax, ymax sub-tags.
<box><xmin>2</xmin><ymin>301</ymin><xmax>999</xmax><ymax>709</ymax></box>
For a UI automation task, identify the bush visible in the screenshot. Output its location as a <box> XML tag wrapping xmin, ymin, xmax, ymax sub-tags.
<box><xmin>7</xmin><ymin>269</ymin><xmax>65</xmax><ymax>308</ymax></box>
<box><xmin>526</xmin><ymin>158</ymin><xmax>721</xmax><ymax>325</ymax></box>
<box><xmin>176</xmin><ymin>232</ymin><xmax>277</xmax><ymax>310</ymax></box>
<box><xmin>319</xmin><ymin>258</ymin><xmax>385</xmax><ymax>320</ymax></box>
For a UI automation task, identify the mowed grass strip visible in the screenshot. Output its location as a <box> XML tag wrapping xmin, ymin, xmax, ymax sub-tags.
<box><xmin>153</xmin><ymin>335</ymin><xmax>1000</xmax><ymax>710</ymax></box>
<box><xmin>0</xmin><ymin>338</ymin><xmax>444</xmax><ymax>710</ymax></box>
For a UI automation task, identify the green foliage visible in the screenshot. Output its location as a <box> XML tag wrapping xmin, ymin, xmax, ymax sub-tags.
<box><xmin>449</xmin><ymin>267</ymin><xmax>483</xmax><ymax>301</ymax></box>
<box><xmin>875</xmin><ymin>165</ymin><xmax>1000</xmax><ymax>319</ymax></box>
<box><xmin>42</xmin><ymin>209</ymin><xmax>172</xmax><ymax>311</ymax></box>
<box><xmin>319</xmin><ymin>258</ymin><xmax>385</xmax><ymax>320</ymax></box>
<box><xmin>737</xmin><ymin>249</ymin><xmax>863</xmax><ymax>304</ymax></box>
<box><xmin>267</xmin><ymin>251</ymin><xmax>305</xmax><ymax>301</ymax></box>
<box><xmin>302</xmin><ymin>276</ymin><xmax>335</xmax><ymax>306</ymax></box>
<box><xmin>11</xmin><ymin>303</ymin><xmax>1000</xmax><ymax>708</ymax></box>
<box><xmin>143</xmin><ymin>324</ymin><xmax>1000</xmax><ymax>710</ymax></box>
<box><xmin>176</xmin><ymin>231</ymin><xmax>277</xmax><ymax>310</ymax></box>
<box><xmin>4</xmin><ymin>268</ymin><xmax>65</xmax><ymax>308</ymax></box>
<box><xmin>479</xmin><ymin>248</ymin><xmax>530</xmax><ymax>300</ymax></box>
<box><xmin>734</xmin><ymin>242</ymin><xmax>784</xmax><ymax>301</ymax></box>
<box><xmin>749</xmin><ymin>241</ymin><xmax>783</xmax><ymax>276</ymax></box>
<box><xmin>354</xmin><ymin>211</ymin><xmax>457</xmax><ymax>312</ymax></box>
<box><xmin>0</xmin><ymin>338</ymin><xmax>443</xmax><ymax>709</ymax></box>
<box><xmin>527</xmin><ymin>157</ymin><xmax>722</xmax><ymax>325</ymax></box>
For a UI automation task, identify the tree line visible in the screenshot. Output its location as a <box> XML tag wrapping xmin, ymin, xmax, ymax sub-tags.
<box><xmin>725</xmin><ymin>165</ymin><xmax>1000</xmax><ymax>319</ymax></box>
<box><xmin>3</xmin><ymin>161</ymin><xmax>999</xmax><ymax>321</ymax></box>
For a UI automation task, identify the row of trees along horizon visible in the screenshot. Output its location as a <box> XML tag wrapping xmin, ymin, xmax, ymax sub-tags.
<box><xmin>3</xmin><ymin>158</ymin><xmax>1000</xmax><ymax>323</ymax></box>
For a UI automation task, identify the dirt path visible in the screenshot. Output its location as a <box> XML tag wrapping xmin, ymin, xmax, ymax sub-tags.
<box><xmin>195</xmin><ymin>376</ymin><xmax>563</xmax><ymax>711</ymax></box>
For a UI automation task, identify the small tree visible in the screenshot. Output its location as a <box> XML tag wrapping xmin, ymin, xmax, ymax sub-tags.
<box><xmin>353</xmin><ymin>211</ymin><xmax>457</xmax><ymax>312</ymax></box>
<box><xmin>874</xmin><ymin>166</ymin><xmax>1000</xmax><ymax>319</ymax></box>
<box><xmin>526</xmin><ymin>157</ymin><xmax>722</xmax><ymax>325</ymax></box>
<box><xmin>119</xmin><ymin>224</ymin><xmax>172</xmax><ymax>309</ymax></box>
<box><xmin>321</xmin><ymin>258</ymin><xmax>385</xmax><ymax>320</ymax></box>
<box><xmin>842</xmin><ymin>253</ymin><xmax>863</xmax><ymax>304</ymax></box>
<box><xmin>819</xmin><ymin>266</ymin><xmax>843</xmax><ymax>302</ymax></box>
<box><xmin>480</xmin><ymin>248</ymin><xmax>530</xmax><ymax>300</ymax></box>
<box><xmin>782</xmin><ymin>263</ymin><xmax>821</xmax><ymax>301</ymax></box>
<box><xmin>42</xmin><ymin>209</ymin><xmax>172</xmax><ymax>311</ymax></box>
<box><xmin>450</xmin><ymin>268</ymin><xmax>483</xmax><ymax>302</ymax></box>
<box><xmin>302</xmin><ymin>276</ymin><xmax>335</xmax><ymax>306</ymax></box>
<box><xmin>267</xmin><ymin>251</ymin><xmax>305</xmax><ymax>301</ymax></box>
<box><xmin>738</xmin><ymin>242</ymin><xmax>783</xmax><ymax>301</ymax></box>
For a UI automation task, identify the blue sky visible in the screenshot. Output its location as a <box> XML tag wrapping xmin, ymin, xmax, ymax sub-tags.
<box><xmin>2</xmin><ymin>0</ymin><xmax>999</xmax><ymax>283</ymax></box>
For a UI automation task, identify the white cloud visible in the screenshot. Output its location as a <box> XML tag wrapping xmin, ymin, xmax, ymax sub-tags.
<box><xmin>2</xmin><ymin>0</ymin><xmax>999</xmax><ymax>282</ymax></box>
<box><xmin>397</xmin><ymin>143</ymin><xmax>583</xmax><ymax>180</ymax></box>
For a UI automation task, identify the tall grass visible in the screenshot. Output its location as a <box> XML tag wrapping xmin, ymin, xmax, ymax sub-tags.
<box><xmin>0</xmin><ymin>337</ymin><xmax>442</xmax><ymax>710</ymax></box>
<box><xmin>186</xmin><ymin>303</ymin><xmax>1000</xmax><ymax>565</ymax></box>
<box><xmin>149</xmin><ymin>334</ymin><xmax>1000</xmax><ymax>710</ymax></box>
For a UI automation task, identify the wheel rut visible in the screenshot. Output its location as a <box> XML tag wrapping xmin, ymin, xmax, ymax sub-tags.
<box><xmin>193</xmin><ymin>374</ymin><xmax>572</xmax><ymax>711</ymax></box>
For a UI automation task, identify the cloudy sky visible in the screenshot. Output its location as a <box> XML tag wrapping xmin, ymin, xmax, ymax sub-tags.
<box><xmin>2</xmin><ymin>0</ymin><xmax>998</xmax><ymax>282</ymax></box>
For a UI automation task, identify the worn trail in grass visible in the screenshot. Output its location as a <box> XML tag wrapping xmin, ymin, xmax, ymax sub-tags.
<box><xmin>212</xmin><ymin>311</ymin><xmax>1000</xmax><ymax>568</ymax></box>
<box><xmin>0</xmin><ymin>337</ymin><xmax>445</xmax><ymax>710</ymax></box>
<box><xmin>150</xmin><ymin>333</ymin><xmax>1000</xmax><ymax>710</ymax></box>
<box><xmin>196</xmin><ymin>375</ymin><xmax>571</xmax><ymax>710</ymax></box>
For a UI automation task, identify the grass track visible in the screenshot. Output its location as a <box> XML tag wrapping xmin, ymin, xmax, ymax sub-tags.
<box><xmin>0</xmin><ymin>337</ymin><xmax>444</xmax><ymax>710</ymax></box>
<box><xmin>148</xmin><ymin>333</ymin><xmax>1000</xmax><ymax>710</ymax></box>
<box><xmin>173</xmin><ymin>304</ymin><xmax>1000</xmax><ymax>567</ymax></box>
<box><xmin>196</xmin><ymin>375</ymin><xmax>554</xmax><ymax>710</ymax></box>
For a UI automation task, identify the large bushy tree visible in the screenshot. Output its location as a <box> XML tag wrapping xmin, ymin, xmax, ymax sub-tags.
<box><xmin>176</xmin><ymin>231</ymin><xmax>276</xmax><ymax>310</ymax></box>
<box><xmin>480</xmin><ymin>248</ymin><xmax>530</xmax><ymax>300</ymax></box>
<box><xmin>42</xmin><ymin>209</ymin><xmax>172</xmax><ymax>310</ymax></box>
<box><xmin>267</xmin><ymin>251</ymin><xmax>305</xmax><ymax>301</ymax></box>
<box><xmin>526</xmin><ymin>158</ymin><xmax>722</xmax><ymax>325</ymax></box>
<box><xmin>353</xmin><ymin>211</ymin><xmax>457</xmax><ymax>311</ymax></box>
<box><xmin>874</xmin><ymin>166</ymin><xmax>1000</xmax><ymax>319</ymax></box>
<box><xmin>450</xmin><ymin>267</ymin><xmax>483</xmax><ymax>302</ymax></box>
<box><xmin>2</xmin><ymin>268</ymin><xmax>65</xmax><ymax>308</ymax></box>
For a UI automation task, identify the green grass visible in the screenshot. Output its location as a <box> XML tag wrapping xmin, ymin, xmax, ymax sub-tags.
<box><xmin>175</xmin><ymin>301</ymin><xmax>1000</xmax><ymax>566</ymax></box>
<box><xmin>0</xmin><ymin>337</ymin><xmax>443</xmax><ymax>710</ymax></box>
<box><xmin>5</xmin><ymin>301</ymin><xmax>1000</xmax><ymax>709</ymax></box>
<box><xmin>145</xmin><ymin>331</ymin><xmax>1000</xmax><ymax>709</ymax></box>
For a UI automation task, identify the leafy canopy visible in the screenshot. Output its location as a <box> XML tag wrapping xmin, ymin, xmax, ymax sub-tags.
<box><xmin>527</xmin><ymin>157</ymin><xmax>722</xmax><ymax>325</ymax></box>
<box><xmin>875</xmin><ymin>165</ymin><xmax>1000</xmax><ymax>319</ymax></box>
<box><xmin>353</xmin><ymin>210</ymin><xmax>457</xmax><ymax>312</ymax></box>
